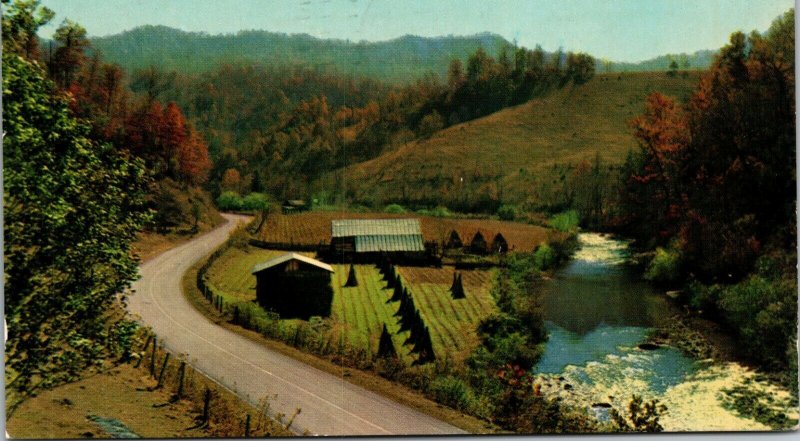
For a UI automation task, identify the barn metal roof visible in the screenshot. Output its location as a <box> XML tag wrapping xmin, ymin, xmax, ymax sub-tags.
<box><xmin>251</xmin><ymin>252</ymin><xmax>334</xmax><ymax>274</ymax></box>
<box><xmin>331</xmin><ymin>218</ymin><xmax>422</xmax><ymax>237</ymax></box>
<box><xmin>354</xmin><ymin>234</ymin><xmax>425</xmax><ymax>252</ymax></box>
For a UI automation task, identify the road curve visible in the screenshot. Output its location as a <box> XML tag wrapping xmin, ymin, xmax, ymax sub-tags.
<box><xmin>127</xmin><ymin>214</ymin><xmax>466</xmax><ymax>436</ymax></box>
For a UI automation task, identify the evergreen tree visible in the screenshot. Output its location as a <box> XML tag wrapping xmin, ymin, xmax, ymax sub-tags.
<box><xmin>377</xmin><ymin>324</ymin><xmax>398</xmax><ymax>359</ymax></box>
<box><xmin>344</xmin><ymin>263</ymin><xmax>358</xmax><ymax>287</ymax></box>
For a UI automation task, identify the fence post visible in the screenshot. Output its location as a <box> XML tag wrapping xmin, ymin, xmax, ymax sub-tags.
<box><xmin>202</xmin><ymin>388</ymin><xmax>211</xmax><ymax>424</ymax></box>
<box><xmin>135</xmin><ymin>334</ymin><xmax>153</xmax><ymax>368</ymax></box>
<box><xmin>156</xmin><ymin>352</ymin><xmax>171</xmax><ymax>388</ymax></box>
<box><xmin>150</xmin><ymin>337</ymin><xmax>158</xmax><ymax>377</ymax></box>
<box><xmin>176</xmin><ymin>361</ymin><xmax>186</xmax><ymax>398</ymax></box>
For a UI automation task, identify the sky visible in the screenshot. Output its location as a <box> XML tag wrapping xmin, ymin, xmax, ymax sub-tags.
<box><xmin>38</xmin><ymin>0</ymin><xmax>794</xmax><ymax>62</ymax></box>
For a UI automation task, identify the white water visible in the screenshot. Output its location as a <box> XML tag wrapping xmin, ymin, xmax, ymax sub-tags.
<box><xmin>536</xmin><ymin>233</ymin><xmax>798</xmax><ymax>431</ymax></box>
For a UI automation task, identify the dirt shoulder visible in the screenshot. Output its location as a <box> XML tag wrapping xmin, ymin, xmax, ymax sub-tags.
<box><xmin>7</xmin><ymin>363</ymin><xmax>200</xmax><ymax>439</ymax></box>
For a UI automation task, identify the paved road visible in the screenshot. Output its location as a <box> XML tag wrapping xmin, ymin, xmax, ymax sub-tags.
<box><xmin>127</xmin><ymin>214</ymin><xmax>466</xmax><ymax>436</ymax></box>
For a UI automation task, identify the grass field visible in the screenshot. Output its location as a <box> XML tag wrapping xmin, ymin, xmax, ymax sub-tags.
<box><xmin>205</xmin><ymin>246</ymin><xmax>497</xmax><ymax>363</ymax></box>
<box><xmin>328</xmin><ymin>72</ymin><xmax>700</xmax><ymax>207</ymax></box>
<box><xmin>256</xmin><ymin>211</ymin><xmax>549</xmax><ymax>252</ymax></box>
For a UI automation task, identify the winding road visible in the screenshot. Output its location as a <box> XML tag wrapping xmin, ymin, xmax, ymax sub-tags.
<box><xmin>127</xmin><ymin>214</ymin><xmax>466</xmax><ymax>436</ymax></box>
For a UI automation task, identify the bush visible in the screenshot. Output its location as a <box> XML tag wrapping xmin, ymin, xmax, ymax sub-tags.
<box><xmin>216</xmin><ymin>191</ymin><xmax>243</xmax><ymax>211</ymax></box>
<box><xmin>383</xmin><ymin>203</ymin><xmax>406</xmax><ymax>214</ymax></box>
<box><xmin>533</xmin><ymin>244</ymin><xmax>556</xmax><ymax>271</ymax></box>
<box><xmin>497</xmin><ymin>204</ymin><xmax>517</xmax><ymax>221</ymax></box>
<box><xmin>241</xmin><ymin>192</ymin><xmax>271</xmax><ymax>211</ymax></box>
<box><xmin>431</xmin><ymin>206</ymin><xmax>451</xmax><ymax>218</ymax></box>
<box><xmin>429</xmin><ymin>376</ymin><xmax>475</xmax><ymax>412</ymax></box>
<box><xmin>549</xmin><ymin>210</ymin><xmax>579</xmax><ymax>232</ymax></box>
<box><xmin>645</xmin><ymin>247</ymin><xmax>681</xmax><ymax>283</ymax></box>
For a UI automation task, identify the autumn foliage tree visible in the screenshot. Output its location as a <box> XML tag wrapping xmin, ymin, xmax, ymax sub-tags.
<box><xmin>621</xmin><ymin>10</ymin><xmax>795</xmax><ymax>279</ymax></box>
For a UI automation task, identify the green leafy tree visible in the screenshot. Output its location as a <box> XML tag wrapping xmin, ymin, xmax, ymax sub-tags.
<box><xmin>1</xmin><ymin>0</ymin><xmax>54</xmax><ymax>61</ymax></box>
<box><xmin>4</xmin><ymin>52</ymin><xmax>150</xmax><ymax>414</ymax></box>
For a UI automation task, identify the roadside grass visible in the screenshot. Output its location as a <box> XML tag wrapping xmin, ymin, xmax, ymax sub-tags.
<box><xmin>183</xmin><ymin>249</ymin><xmax>499</xmax><ymax>434</ymax></box>
<box><xmin>7</xmin><ymin>329</ymin><xmax>292</xmax><ymax>439</ymax></box>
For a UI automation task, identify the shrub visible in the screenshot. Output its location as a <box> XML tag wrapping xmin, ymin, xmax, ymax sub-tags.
<box><xmin>645</xmin><ymin>247</ymin><xmax>681</xmax><ymax>283</ymax></box>
<box><xmin>497</xmin><ymin>204</ymin><xmax>517</xmax><ymax>221</ymax></box>
<box><xmin>216</xmin><ymin>191</ymin><xmax>244</xmax><ymax>211</ymax></box>
<box><xmin>533</xmin><ymin>244</ymin><xmax>556</xmax><ymax>271</ymax></box>
<box><xmin>383</xmin><ymin>203</ymin><xmax>406</xmax><ymax>214</ymax></box>
<box><xmin>429</xmin><ymin>376</ymin><xmax>475</xmax><ymax>412</ymax></box>
<box><xmin>431</xmin><ymin>206</ymin><xmax>452</xmax><ymax>218</ymax></box>
<box><xmin>549</xmin><ymin>210</ymin><xmax>579</xmax><ymax>232</ymax></box>
<box><xmin>241</xmin><ymin>192</ymin><xmax>271</xmax><ymax>211</ymax></box>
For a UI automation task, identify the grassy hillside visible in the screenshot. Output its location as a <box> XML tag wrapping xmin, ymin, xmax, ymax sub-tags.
<box><xmin>329</xmin><ymin>72</ymin><xmax>700</xmax><ymax>210</ymax></box>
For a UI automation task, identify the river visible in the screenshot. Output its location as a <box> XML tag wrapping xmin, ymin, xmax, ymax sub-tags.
<box><xmin>533</xmin><ymin>233</ymin><xmax>797</xmax><ymax>431</ymax></box>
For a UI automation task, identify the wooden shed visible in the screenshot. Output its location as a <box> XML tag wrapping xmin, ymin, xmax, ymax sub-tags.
<box><xmin>251</xmin><ymin>253</ymin><xmax>334</xmax><ymax>319</ymax></box>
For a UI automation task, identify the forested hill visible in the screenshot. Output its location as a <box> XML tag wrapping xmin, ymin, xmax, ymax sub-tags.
<box><xmin>598</xmin><ymin>49</ymin><xmax>716</xmax><ymax>73</ymax></box>
<box><xmin>89</xmin><ymin>25</ymin><xmax>509</xmax><ymax>83</ymax></box>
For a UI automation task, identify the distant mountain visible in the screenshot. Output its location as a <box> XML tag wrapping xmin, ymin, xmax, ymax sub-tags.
<box><xmin>90</xmin><ymin>25</ymin><xmax>510</xmax><ymax>83</ymax></box>
<box><xmin>597</xmin><ymin>50</ymin><xmax>717</xmax><ymax>73</ymax></box>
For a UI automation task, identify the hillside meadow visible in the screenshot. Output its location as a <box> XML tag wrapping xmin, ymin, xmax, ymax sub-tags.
<box><xmin>328</xmin><ymin>72</ymin><xmax>699</xmax><ymax>209</ymax></box>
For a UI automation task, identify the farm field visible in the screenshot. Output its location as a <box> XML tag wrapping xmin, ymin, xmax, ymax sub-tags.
<box><xmin>256</xmin><ymin>211</ymin><xmax>549</xmax><ymax>252</ymax></box>
<box><xmin>205</xmin><ymin>246</ymin><xmax>497</xmax><ymax>363</ymax></box>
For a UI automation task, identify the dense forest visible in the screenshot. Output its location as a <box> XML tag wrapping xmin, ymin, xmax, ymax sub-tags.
<box><xmin>87</xmin><ymin>25</ymin><xmax>700</xmax><ymax>84</ymax></box>
<box><xmin>143</xmin><ymin>41</ymin><xmax>595</xmax><ymax>200</ymax></box>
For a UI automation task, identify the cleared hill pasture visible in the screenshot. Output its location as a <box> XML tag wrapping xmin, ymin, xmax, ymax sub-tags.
<box><xmin>329</xmin><ymin>72</ymin><xmax>699</xmax><ymax>210</ymax></box>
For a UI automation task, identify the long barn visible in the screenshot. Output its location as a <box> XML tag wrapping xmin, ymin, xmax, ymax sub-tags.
<box><xmin>330</xmin><ymin>218</ymin><xmax>425</xmax><ymax>261</ymax></box>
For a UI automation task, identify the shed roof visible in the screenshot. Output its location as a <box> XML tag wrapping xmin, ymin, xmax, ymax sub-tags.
<box><xmin>354</xmin><ymin>234</ymin><xmax>425</xmax><ymax>253</ymax></box>
<box><xmin>251</xmin><ymin>252</ymin><xmax>334</xmax><ymax>274</ymax></box>
<box><xmin>331</xmin><ymin>218</ymin><xmax>422</xmax><ymax>237</ymax></box>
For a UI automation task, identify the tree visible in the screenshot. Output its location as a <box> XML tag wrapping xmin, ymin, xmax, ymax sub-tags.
<box><xmin>344</xmin><ymin>264</ymin><xmax>358</xmax><ymax>287</ymax></box>
<box><xmin>667</xmin><ymin>59</ymin><xmax>679</xmax><ymax>77</ymax></box>
<box><xmin>377</xmin><ymin>324</ymin><xmax>398</xmax><ymax>359</ymax></box>
<box><xmin>160</xmin><ymin>102</ymin><xmax>188</xmax><ymax>175</ymax></box>
<box><xmin>4</xmin><ymin>52</ymin><xmax>150</xmax><ymax>414</ymax></box>
<box><xmin>1</xmin><ymin>0</ymin><xmax>55</xmax><ymax>61</ymax></box>
<box><xmin>221</xmin><ymin>168</ymin><xmax>242</xmax><ymax>193</ymax></box>
<box><xmin>176</xmin><ymin>127</ymin><xmax>212</xmax><ymax>185</ymax></box>
<box><xmin>610</xmin><ymin>395</ymin><xmax>667</xmax><ymax>432</ymax></box>
<box><xmin>50</xmin><ymin>19</ymin><xmax>89</xmax><ymax>89</ymax></box>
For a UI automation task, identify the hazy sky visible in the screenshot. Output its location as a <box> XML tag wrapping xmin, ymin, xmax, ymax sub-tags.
<box><xmin>38</xmin><ymin>0</ymin><xmax>793</xmax><ymax>62</ymax></box>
